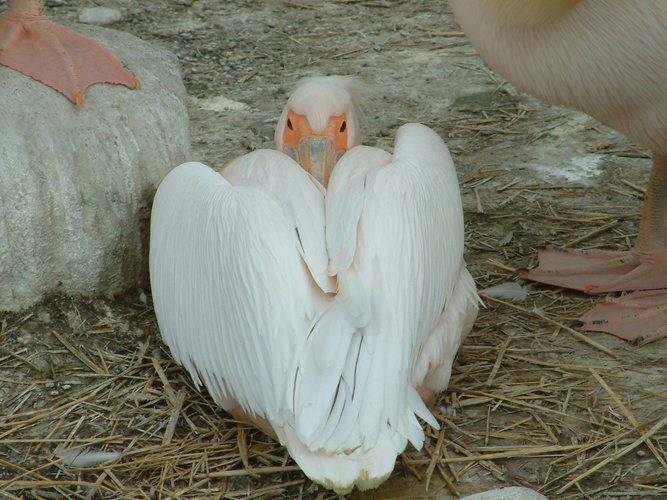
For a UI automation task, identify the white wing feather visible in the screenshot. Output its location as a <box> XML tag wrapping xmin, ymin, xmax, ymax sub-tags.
<box><xmin>223</xmin><ymin>151</ymin><xmax>333</xmax><ymax>294</ymax></box>
<box><xmin>150</xmin><ymin>126</ymin><xmax>478</xmax><ymax>493</ymax></box>
<box><xmin>150</xmin><ymin>154</ymin><xmax>328</xmax><ymax>425</ymax></box>
<box><xmin>413</xmin><ymin>263</ymin><xmax>480</xmax><ymax>394</ymax></box>
<box><xmin>293</xmin><ymin>124</ymin><xmax>479</xmax><ymax>473</ymax></box>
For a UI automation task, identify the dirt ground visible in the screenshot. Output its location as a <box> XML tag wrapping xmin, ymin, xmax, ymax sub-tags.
<box><xmin>2</xmin><ymin>0</ymin><xmax>667</xmax><ymax>498</ymax></box>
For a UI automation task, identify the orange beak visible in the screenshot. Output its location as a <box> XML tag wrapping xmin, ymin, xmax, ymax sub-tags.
<box><xmin>281</xmin><ymin>110</ymin><xmax>348</xmax><ymax>187</ymax></box>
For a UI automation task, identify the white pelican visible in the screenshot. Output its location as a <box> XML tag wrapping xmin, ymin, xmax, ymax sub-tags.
<box><xmin>149</xmin><ymin>76</ymin><xmax>479</xmax><ymax>492</ymax></box>
<box><xmin>449</xmin><ymin>0</ymin><xmax>667</xmax><ymax>343</ymax></box>
<box><xmin>0</xmin><ymin>0</ymin><xmax>138</xmax><ymax>107</ymax></box>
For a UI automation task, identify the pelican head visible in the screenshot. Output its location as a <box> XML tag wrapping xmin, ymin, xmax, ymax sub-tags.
<box><xmin>275</xmin><ymin>76</ymin><xmax>365</xmax><ymax>186</ymax></box>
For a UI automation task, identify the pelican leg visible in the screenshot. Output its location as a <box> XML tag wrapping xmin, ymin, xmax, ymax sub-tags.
<box><xmin>521</xmin><ymin>153</ymin><xmax>667</xmax><ymax>294</ymax></box>
<box><xmin>418</xmin><ymin>387</ymin><xmax>436</xmax><ymax>406</ymax></box>
<box><xmin>0</xmin><ymin>0</ymin><xmax>139</xmax><ymax>108</ymax></box>
<box><xmin>522</xmin><ymin>153</ymin><xmax>667</xmax><ymax>342</ymax></box>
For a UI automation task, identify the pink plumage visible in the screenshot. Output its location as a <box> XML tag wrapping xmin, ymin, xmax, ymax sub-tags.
<box><xmin>449</xmin><ymin>0</ymin><xmax>667</xmax><ymax>343</ymax></box>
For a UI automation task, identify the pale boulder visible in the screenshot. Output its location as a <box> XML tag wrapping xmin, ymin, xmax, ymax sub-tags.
<box><xmin>0</xmin><ymin>24</ymin><xmax>191</xmax><ymax>311</ymax></box>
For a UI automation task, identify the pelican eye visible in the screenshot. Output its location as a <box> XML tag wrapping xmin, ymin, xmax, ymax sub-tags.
<box><xmin>339</xmin><ymin>121</ymin><xmax>347</xmax><ymax>132</ymax></box>
<box><xmin>287</xmin><ymin>118</ymin><xmax>293</xmax><ymax>130</ymax></box>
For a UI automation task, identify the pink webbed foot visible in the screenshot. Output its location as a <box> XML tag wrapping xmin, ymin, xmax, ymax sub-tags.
<box><xmin>520</xmin><ymin>246</ymin><xmax>667</xmax><ymax>294</ymax></box>
<box><xmin>0</xmin><ymin>1</ymin><xmax>139</xmax><ymax>108</ymax></box>
<box><xmin>522</xmin><ymin>154</ymin><xmax>667</xmax><ymax>343</ymax></box>
<box><xmin>576</xmin><ymin>290</ymin><xmax>667</xmax><ymax>345</ymax></box>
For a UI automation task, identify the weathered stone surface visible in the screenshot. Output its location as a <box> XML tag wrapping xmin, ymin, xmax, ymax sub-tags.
<box><xmin>0</xmin><ymin>25</ymin><xmax>191</xmax><ymax>311</ymax></box>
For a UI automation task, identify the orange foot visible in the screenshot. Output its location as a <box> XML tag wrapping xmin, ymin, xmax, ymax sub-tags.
<box><xmin>0</xmin><ymin>0</ymin><xmax>139</xmax><ymax>108</ymax></box>
<box><xmin>576</xmin><ymin>290</ymin><xmax>667</xmax><ymax>345</ymax></box>
<box><xmin>520</xmin><ymin>246</ymin><xmax>667</xmax><ymax>294</ymax></box>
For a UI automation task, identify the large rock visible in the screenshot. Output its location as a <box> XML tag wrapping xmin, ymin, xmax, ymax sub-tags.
<box><xmin>0</xmin><ymin>24</ymin><xmax>191</xmax><ymax>311</ymax></box>
<box><xmin>462</xmin><ymin>486</ymin><xmax>547</xmax><ymax>500</ymax></box>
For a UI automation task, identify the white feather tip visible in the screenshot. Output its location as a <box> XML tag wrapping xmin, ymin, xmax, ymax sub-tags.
<box><xmin>479</xmin><ymin>282</ymin><xmax>528</xmax><ymax>302</ymax></box>
<box><xmin>57</xmin><ymin>447</ymin><xmax>122</xmax><ymax>467</ymax></box>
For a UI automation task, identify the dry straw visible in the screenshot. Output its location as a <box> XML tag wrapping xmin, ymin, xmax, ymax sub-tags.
<box><xmin>2</xmin><ymin>3</ymin><xmax>666</xmax><ymax>498</ymax></box>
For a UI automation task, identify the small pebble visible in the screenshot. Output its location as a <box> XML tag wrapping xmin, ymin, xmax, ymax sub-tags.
<box><xmin>636</xmin><ymin>450</ymin><xmax>646</xmax><ymax>457</ymax></box>
<box><xmin>439</xmin><ymin>404</ymin><xmax>456</xmax><ymax>417</ymax></box>
<box><xmin>18</xmin><ymin>332</ymin><xmax>33</xmax><ymax>345</ymax></box>
<box><xmin>49</xmin><ymin>390</ymin><xmax>59</xmax><ymax>396</ymax></box>
<box><xmin>33</xmin><ymin>399</ymin><xmax>47</xmax><ymax>410</ymax></box>
<box><xmin>61</xmin><ymin>384</ymin><xmax>72</xmax><ymax>390</ymax></box>
<box><xmin>37</xmin><ymin>311</ymin><xmax>52</xmax><ymax>324</ymax></box>
<box><xmin>78</xmin><ymin>7</ymin><xmax>123</xmax><ymax>26</ymax></box>
<box><xmin>138</xmin><ymin>291</ymin><xmax>147</xmax><ymax>305</ymax></box>
<box><xmin>97</xmin><ymin>302</ymin><xmax>113</xmax><ymax>317</ymax></box>
<box><xmin>65</xmin><ymin>310</ymin><xmax>82</xmax><ymax>330</ymax></box>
